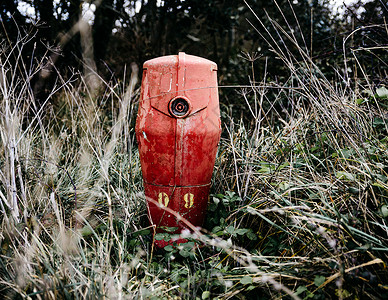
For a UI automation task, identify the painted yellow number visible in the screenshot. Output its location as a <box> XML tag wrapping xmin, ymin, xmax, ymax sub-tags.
<box><xmin>184</xmin><ymin>193</ymin><xmax>194</xmax><ymax>208</ymax></box>
<box><xmin>158</xmin><ymin>192</ymin><xmax>169</xmax><ymax>207</ymax></box>
<box><xmin>158</xmin><ymin>192</ymin><xmax>194</xmax><ymax>208</ymax></box>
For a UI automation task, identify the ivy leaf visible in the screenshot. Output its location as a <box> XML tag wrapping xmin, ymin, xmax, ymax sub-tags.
<box><xmin>202</xmin><ymin>291</ymin><xmax>210</xmax><ymax>299</ymax></box>
<box><xmin>185</xmin><ymin>242</ymin><xmax>196</xmax><ymax>248</ymax></box>
<box><xmin>246</xmin><ymin>230</ymin><xmax>258</xmax><ymax>240</ymax></box>
<box><xmin>179</xmin><ymin>248</ymin><xmax>191</xmax><ymax>258</ymax></box>
<box><xmin>155</xmin><ymin>233</ymin><xmax>166</xmax><ymax>241</ymax></box>
<box><xmin>381</xmin><ymin>205</ymin><xmax>388</xmax><ymax>218</ymax></box>
<box><xmin>164</xmin><ymin>245</ymin><xmax>174</xmax><ymax>252</ymax></box>
<box><xmin>240</xmin><ymin>276</ymin><xmax>253</xmax><ymax>285</ymax></box>
<box><xmin>314</xmin><ymin>275</ymin><xmax>325</xmax><ymax>287</ymax></box>
<box><xmin>296</xmin><ymin>286</ymin><xmax>308</xmax><ymax>295</ymax></box>
<box><xmin>376</xmin><ymin>87</ymin><xmax>388</xmax><ymax>98</ymax></box>
<box><xmin>226</xmin><ymin>226</ymin><xmax>236</xmax><ymax>235</ymax></box>
<box><xmin>235</xmin><ymin>228</ymin><xmax>249</xmax><ymax>235</ymax></box>
<box><xmin>212</xmin><ymin>226</ymin><xmax>222</xmax><ymax>234</ymax></box>
<box><xmin>164</xmin><ymin>227</ymin><xmax>178</xmax><ymax>232</ymax></box>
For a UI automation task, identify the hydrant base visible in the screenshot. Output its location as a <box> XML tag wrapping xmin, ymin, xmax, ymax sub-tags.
<box><xmin>145</xmin><ymin>183</ymin><xmax>211</xmax><ymax>233</ymax></box>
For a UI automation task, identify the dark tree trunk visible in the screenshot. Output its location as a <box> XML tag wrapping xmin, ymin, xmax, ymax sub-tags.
<box><xmin>93</xmin><ymin>0</ymin><xmax>124</xmax><ymax>63</ymax></box>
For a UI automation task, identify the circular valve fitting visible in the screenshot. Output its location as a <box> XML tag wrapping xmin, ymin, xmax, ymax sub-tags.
<box><xmin>168</xmin><ymin>97</ymin><xmax>191</xmax><ymax>118</ymax></box>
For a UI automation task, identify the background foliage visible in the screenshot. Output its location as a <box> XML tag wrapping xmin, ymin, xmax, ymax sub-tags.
<box><xmin>2</xmin><ymin>0</ymin><xmax>387</xmax><ymax>114</ymax></box>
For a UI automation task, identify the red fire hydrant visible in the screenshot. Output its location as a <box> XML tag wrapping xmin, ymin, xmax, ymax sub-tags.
<box><xmin>135</xmin><ymin>52</ymin><xmax>221</xmax><ymax>246</ymax></box>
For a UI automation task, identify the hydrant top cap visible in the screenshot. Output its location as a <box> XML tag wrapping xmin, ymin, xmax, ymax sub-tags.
<box><xmin>143</xmin><ymin>52</ymin><xmax>217</xmax><ymax>70</ymax></box>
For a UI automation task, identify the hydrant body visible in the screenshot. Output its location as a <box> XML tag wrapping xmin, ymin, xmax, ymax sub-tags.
<box><xmin>135</xmin><ymin>53</ymin><xmax>221</xmax><ymax>242</ymax></box>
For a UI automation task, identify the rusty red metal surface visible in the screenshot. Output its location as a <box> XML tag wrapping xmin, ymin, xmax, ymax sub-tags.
<box><xmin>135</xmin><ymin>52</ymin><xmax>221</xmax><ymax>246</ymax></box>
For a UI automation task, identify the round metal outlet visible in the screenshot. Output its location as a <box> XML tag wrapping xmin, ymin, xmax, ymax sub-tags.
<box><xmin>169</xmin><ymin>97</ymin><xmax>191</xmax><ymax>118</ymax></box>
